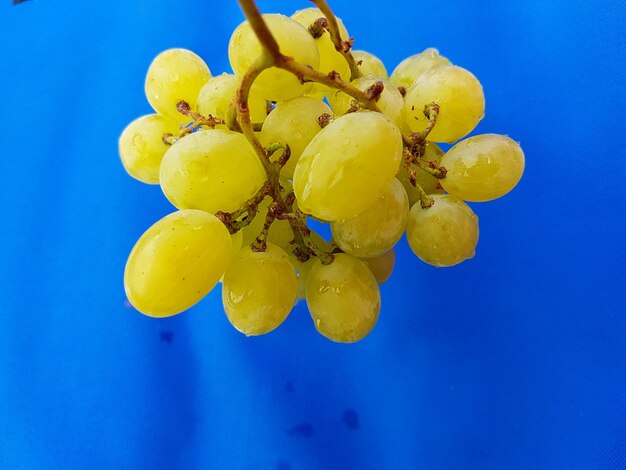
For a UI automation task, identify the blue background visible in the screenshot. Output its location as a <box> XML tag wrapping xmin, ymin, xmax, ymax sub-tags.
<box><xmin>1</xmin><ymin>0</ymin><xmax>625</xmax><ymax>468</ymax></box>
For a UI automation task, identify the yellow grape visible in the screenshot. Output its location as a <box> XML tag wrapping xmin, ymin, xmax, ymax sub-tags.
<box><xmin>306</xmin><ymin>254</ymin><xmax>380</xmax><ymax>343</ymax></box>
<box><xmin>145</xmin><ymin>48</ymin><xmax>211</xmax><ymax>122</ymax></box>
<box><xmin>328</xmin><ymin>75</ymin><xmax>403</xmax><ymax>126</ymax></box>
<box><xmin>331</xmin><ymin>178</ymin><xmax>408</xmax><ymax>258</ymax></box>
<box><xmin>118</xmin><ymin>114</ymin><xmax>180</xmax><ymax>184</ymax></box>
<box><xmin>124</xmin><ymin>210</ymin><xmax>232</xmax><ymax>317</ymax></box>
<box><xmin>403</xmin><ymin>64</ymin><xmax>485</xmax><ymax>143</ymax></box>
<box><xmin>361</xmin><ymin>249</ymin><xmax>395</xmax><ymax>284</ymax></box>
<box><xmin>292</xmin><ymin>8</ymin><xmax>351</xmax><ymax>96</ymax></box>
<box><xmin>390</xmin><ymin>48</ymin><xmax>451</xmax><ymax>89</ymax></box>
<box><xmin>160</xmin><ymin>129</ymin><xmax>266</xmax><ymax>214</ymax></box>
<box><xmin>229</xmin><ymin>14</ymin><xmax>319</xmax><ymax>101</ymax></box>
<box><xmin>260</xmin><ymin>97</ymin><xmax>332</xmax><ymax>179</ymax></box>
<box><xmin>241</xmin><ymin>180</ymin><xmax>294</xmax><ymax>253</ymax></box>
<box><xmin>293</xmin><ymin>111</ymin><xmax>403</xmax><ymax>221</ymax></box>
<box><xmin>440</xmin><ymin>134</ymin><xmax>525</xmax><ymax>202</ymax></box>
<box><xmin>197</xmin><ymin>73</ymin><xmax>267</xmax><ymax>125</ymax></box>
<box><xmin>406</xmin><ymin>194</ymin><xmax>479</xmax><ymax>267</ymax></box>
<box><xmin>352</xmin><ymin>50</ymin><xmax>388</xmax><ymax>78</ymax></box>
<box><xmin>222</xmin><ymin>244</ymin><xmax>297</xmax><ymax>336</ymax></box>
<box><xmin>395</xmin><ymin>142</ymin><xmax>445</xmax><ymax>205</ymax></box>
<box><xmin>289</xmin><ymin>231</ymin><xmax>329</xmax><ymax>302</ymax></box>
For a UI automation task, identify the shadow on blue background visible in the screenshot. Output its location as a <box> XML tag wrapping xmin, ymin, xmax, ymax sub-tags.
<box><xmin>0</xmin><ymin>1</ymin><xmax>625</xmax><ymax>469</ymax></box>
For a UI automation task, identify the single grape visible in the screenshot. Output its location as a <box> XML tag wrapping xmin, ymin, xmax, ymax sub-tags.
<box><xmin>403</xmin><ymin>64</ymin><xmax>485</xmax><ymax>143</ymax></box>
<box><xmin>328</xmin><ymin>75</ymin><xmax>403</xmax><ymax>126</ymax></box>
<box><xmin>229</xmin><ymin>14</ymin><xmax>320</xmax><ymax>101</ymax></box>
<box><xmin>222</xmin><ymin>243</ymin><xmax>297</xmax><ymax>336</ymax></box>
<box><xmin>124</xmin><ymin>210</ymin><xmax>232</xmax><ymax>317</ymax></box>
<box><xmin>292</xmin><ymin>8</ymin><xmax>352</xmax><ymax>97</ymax></box>
<box><xmin>361</xmin><ymin>249</ymin><xmax>395</xmax><ymax>284</ymax></box>
<box><xmin>331</xmin><ymin>178</ymin><xmax>409</xmax><ymax>258</ymax></box>
<box><xmin>160</xmin><ymin>129</ymin><xmax>266</xmax><ymax>214</ymax></box>
<box><xmin>390</xmin><ymin>48</ymin><xmax>451</xmax><ymax>89</ymax></box>
<box><xmin>293</xmin><ymin>111</ymin><xmax>403</xmax><ymax>221</ymax></box>
<box><xmin>440</xmin><ymin>134</ymin><xmax>525</xmax><ymax>202</ymax></box>
<box><xmin>241</xmin><ymin>179</ymin><xmax>294</xmax><ymax>253</ymax></box>
<box><xmin>145</xmin><ymin>48</ymin><xmax>211</xmax><ymax>121</ymax></box>
<box><xmin>352</xmin><ymin>50</ymin><xmax>388</xmax><ymax>78</ymax></box>
<box><xmin>294</xmin><ymin>256</ymin><xmax>317</xmax><ymax>302</ymax></box>
<box><xmin>260</xmin><ymin>97</ymin><xmax>332</xmax><ymax>179</ymax></box>
<box><xmin>406</xmin><ymin>194</ymin><xmax>479</xmax><ymax>267</ymax></box>
<box><xmin>197</xmin><ymin>73</ymin><xmax>267</xmax><ymax>125</ymax></box>
<box><xmin>395</xmin><ymin>142</ymin><xmax>445</xmax><ymax>206</ymax></box>
<box><xmin>306</xmin><ymin>254</ymin><xmax>380</xmax><ymax>343</ymax></box>
<box><xmin>118</xmin><ymin>114</ymin><xmax>180</xmax><ymax>184</ymax></box>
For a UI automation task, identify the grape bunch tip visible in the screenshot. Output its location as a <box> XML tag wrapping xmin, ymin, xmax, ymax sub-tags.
<box><xmin>119</xmin><ymin>0</ymin><xmax>525</xmax><ymax>343</ymax></box>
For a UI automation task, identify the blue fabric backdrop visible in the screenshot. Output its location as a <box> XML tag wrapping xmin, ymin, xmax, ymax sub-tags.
<box><xmin>0</xmin><ymin>1</ymin><xmax>625</xmax><ymax>469</ymax></box>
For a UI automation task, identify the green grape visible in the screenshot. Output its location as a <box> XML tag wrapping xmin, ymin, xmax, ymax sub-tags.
<box><xmin>352</xmin><ymin>50</ymin><xmax>388</xmax><ymax>78</ymax></box>
<box><xmin>406</xmin><ymin>194</ymin><xmax>479</xmax><ymax>267</ymax></box>
<box><xmin>294</xmin><ymin>256</ymin><xmax>317</xmax><ymax>302</ymax></box>
<box><xmin>197</xmin><ymin>73</ymin><xmax>267</xmax><ymax>125</ymax></box>
<box><xmin>118</xmin><ymin>114</ymin><xmax>180</xmax><ymax>184</ymax></box>
<box><xmin>292</xmin><ymin>8</ymin><xmax>351</xmax><ymax>96</ymax></box>
<box><xmin>231</xmin><ymin>230</ymin><xmax>244</xmax><ymax>252</ymax></box>
<box><xmin>160</xmin><ymin>129</ymin><xmax>266</xmax><ymax>214</ymax></box>
<box><xmin>395</xmin><ymin>142</ymin><xmax>445</xmax><ymax>206</ymax></box>
<box><xmin>390</xmin><ymin>48</ymin><xmax>451</xmax><ymax>89</ymax></box>
<box><xmin>219</xmin><ymin>230</ymin><xmax>244</xmax><ymax>284</ymax></box>
<box><xmin>229</xmin><ymin>14</ymin><xmax>319</xmax><ymax>101</ymax></box>
<box><xmin>145</xmin><ymin>48</ymin><xmax>211</xmax><ymax>122</ymax></box>
<box><xmin>440</xmin><ymin>134</ymin><xmax>525</xmax><ymax>202</ymax></box>
<box><xmin>306</xmin><ymin>254</ymin><xmax>380</xmax><ymax>343</ymax></box>
<box><xmin>241</xmin><ymin>180</ymin><xmax>294</xmax><ymax>253</ymax></box>
<box><xmin>331</xmin><ymin>178</ymin><xmax>408</xmax><ymax>258</ymax></box>
<box><xmin>293</xmin><ymin>111</ymin><xmax>403</xmax><ymax>221</ymax></box>
<box><xmin>222</xmin><ymin>243</ymin><xmax>297</xmax><ymax>336</ymax></box>
<box><xmin>403</xmin><ymin>64</ymin><xmax>485</xmax><ymax>143</ymax></box>
<box><xmin>361</xmin><ymin>249</ymin><xmax>395</xmax><ymax>284</ymax></box>
<box><xmin>328</xmin><ymin>75</ymin><xmax>403</xmax><ymax>126</ymax></box>
<box><xmin>124</xmin><ymin>210</ymin><xmax>232</xmax><ymax>317</ymax></box>
<box><xmin>260</xmin><ymin>97</ymin><xmax>332</xmax><ymax>179</ymax></box>
<box><xmin>289</xmin><ymin>231</ymin><xmax>329</xmax><ymax>302</ymax></box>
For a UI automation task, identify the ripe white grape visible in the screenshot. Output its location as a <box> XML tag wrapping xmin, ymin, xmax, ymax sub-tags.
<box><xmin>390</xmin><ymin>48</ymin><xmax>451</xmax><ymax>89</ymax></box>
<box><xmin>352</xmin><ymin>50</ymin><xmax>388</xmax><ymax>78</ymax></box>
<box><xmin>403</xmin><ymin>64</ymin><xmax>485</xmax><ymax>143</ymax></box>
<box><xmin>124</xmin><ymin>210</ymin><xmax>232</xmax><ymax>317</ymax></box>
<box><xmin>222</xmin><ymin>243</ymin><xmax>297</xmax><ymax>336</ymax></box>
<box><xmin>361</xmin><ymin>249</ymin><xmax>395</xmax><ymax>284</ymax></box>
<box><xmin>293</xmin><ymin>111</ymin><xmax>403</xmax><ymax>221</ymax></box>
<box><xmin>260</xmin><ymin>97</ymin><xmax>332</xmax><ymax>179</ymax></box>
<box><xmin>440</xmin><ymin>134</ymin><xmax>525</xmax><ymax>202</ymax></box>
<box><xmin>328</xmin><ymin>75</ymin><xmax>404</xmax><ymax>126</ymax></box>
<box><xmin>118</xmin><ymin>114</ymin><xmax>180</xmax><ymax>184</ymax></box>
<box><xmin>229</xmin><ymin>14</ymin><xmax>320</xmax><ymax>101</ymax></box>
<box><xmin>406</xmin><ymin>194</ymin><xmax>479</xmax><ymax>267</ymax></box>
<box><xmin>331</xmin><ymin>178</ymin><xmax>409</xmax><ymax>258</ymax></box>
<box><xmin>145</xmin><ymin>48</ymin><xmax>211</xmax><ymax>121</ymax></box>
<box><xmin>197</xmin><ymin>73</ymin><xmax>267</xmax><ymax>125</ymax></box>
<box><xmin>160</xmin><ymin>129</ymin><xmax>266</xmax><ymax>214</ymax></box>
<box><xmin>306</xmin><ymin>254</ymin><xmax>380</xmax><ymax>343</ymax></box>
<box><xmin>292</xmin><ymin>7</ymin><xmax>351</xmax><ymax>97</ymax></box>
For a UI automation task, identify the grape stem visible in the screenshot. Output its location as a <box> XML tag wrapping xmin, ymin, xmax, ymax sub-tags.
<box><xmin>233</xmin><ymin>52</ymin><xmax>332</xmax><ymax>263</ymax></box>
<box><xmin>309</xmin><ymin>0</ymin><xmax>362</xmax><ymax>80</ymax></box>
<box><xmin>403</xmin><ymin>148</ymin><xmax>434</xmax><ymax>208</ymax></box>
<box><xmin>236</xmin><ymin>0</ymin><xmax>380</xmax><ymax>112</ymax></box>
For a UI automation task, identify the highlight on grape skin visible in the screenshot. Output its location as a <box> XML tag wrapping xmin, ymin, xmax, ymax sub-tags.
<box><xmin>119</xmin><ymin>0</ymin><xmax>525</xmax><ymax>342</ymax></box>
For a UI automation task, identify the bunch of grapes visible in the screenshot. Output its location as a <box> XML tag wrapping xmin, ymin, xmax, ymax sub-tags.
<box><xmin>119</xmin><ymin>0</ymin><xmax>525</xmax><ymax>343</ymax></box>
